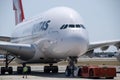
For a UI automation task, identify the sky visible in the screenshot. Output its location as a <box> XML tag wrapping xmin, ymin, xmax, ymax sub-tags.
<box><xmin>0</xmin><ymin>0</ymin><xmax>120</xmax><ymax>51</ymax></box>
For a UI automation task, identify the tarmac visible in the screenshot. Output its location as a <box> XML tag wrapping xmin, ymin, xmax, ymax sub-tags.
<box><xmin>0</xmin><ymin>65</ymin><xmax>120</xmax><ymax>80</ymax></box>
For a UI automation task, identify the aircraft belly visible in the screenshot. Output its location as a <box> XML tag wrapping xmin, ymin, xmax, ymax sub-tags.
<box><xmin>15</xmin><ymin>58</ymin><xmax>60</xmax><ymax>64</ymax></box>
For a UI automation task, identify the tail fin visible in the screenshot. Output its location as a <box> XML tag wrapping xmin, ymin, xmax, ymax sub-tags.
<box><xmin>13</xmin><ymin>0</ymin><xmax>25</xmax><ymax>25</ymax></box>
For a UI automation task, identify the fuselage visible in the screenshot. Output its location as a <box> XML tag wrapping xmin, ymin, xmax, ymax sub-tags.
<box><xmin>11</xmin><ymin>7</ymin><xmax>89</xmax><ymax>63</ymax></box>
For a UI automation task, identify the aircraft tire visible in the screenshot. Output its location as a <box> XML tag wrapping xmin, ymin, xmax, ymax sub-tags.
<box><xmin>65</xmin><ymin>66</ymin><xmax>71</xmax><ymax>77</ymax></box>
<box><xmin>8</xmin><ymin>67</ymin><xmax>13</xmax><ymax>74</ymax></box>
<box><xmin>44</xmin><ymin>66</ymin><xmax>50</xmax><ymax>73</ymax></box>
<box><xmin>17</xmin><ymin>66</ymin><xmax>23</xmax><ymax>74</ymax></box>
<box><xmin>1</xmin><ymin>67</ymin><xmax>5</xmax><ymax>75</ymax></box>
<box><xmin>78</xmin><ymin>67</ymin><xmax>82</xmax><ymax>77</ymax></box>
<box><xmin>27</xmin><ymin>66</ymin><xmax>31</xmax><ymax>74</ymax></box>
<box><xmin>52</xmin><ymin>66</ymin><xmax>58</xmax><ymax>73</ymax></box>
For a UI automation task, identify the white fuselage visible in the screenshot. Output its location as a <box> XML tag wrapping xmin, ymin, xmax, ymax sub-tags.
<box><xmin>11</xmin><ymin>7</ymin><xmax>89</xmax><ymax>63</ymax></box>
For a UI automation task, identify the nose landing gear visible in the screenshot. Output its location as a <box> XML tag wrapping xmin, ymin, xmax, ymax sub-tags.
<box><xmin>65</xmin><ymin>56</ymin><xmax>77</xmax><ymax>77</ymax></box>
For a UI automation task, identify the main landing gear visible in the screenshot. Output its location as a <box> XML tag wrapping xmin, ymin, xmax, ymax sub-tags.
<box><xmin>17</xmin><ymin>63</ymin><xmax>31</xmax><ymax>74</ymax></box>
<box><xmin>0</xmin><ymin>54</ymin><xmax>31</xmax><ymax>75</ymax></box>
<box><xmin>1</xmin><ymin>54</ymin><xmax>15</xmax><ymax>75</ymax></box>
<box><xmin>65</xmin><ymin>56</ymin><xmax>77</xmax><ymax>77</ymax></box>
<box><xmin>44</xmin><ymin>64</ymin><xmax>58</xmax><ymax>73</ymax></box>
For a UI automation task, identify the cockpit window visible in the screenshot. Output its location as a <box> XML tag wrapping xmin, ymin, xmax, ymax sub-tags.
<box><xmin>69</xmin><ymin>24</ymin><xmax>75</xmax><ymax>28</ymax></box>
<box><xmin>60</xmin><ymin>24</ymin><xmax>68</xmax><ymax>29</ymax></box>
<box><xmin>60</xmin><ymin>24</ymin><xmax>85</xmax><ymax>29</ymax></box>
<box><xmin>60</xmin><ymin>25</ymin><xmax>64</xmax><ymax>29</ymax></box>
<box><xmin>76</xmin><ymin>24</ymin><xmax>80</xmax><ymax>28</ymax></box>
<box><xmin>81</xmin><ymin>25</ymin><xmax>85</xmax><ymax>29</ymax></box>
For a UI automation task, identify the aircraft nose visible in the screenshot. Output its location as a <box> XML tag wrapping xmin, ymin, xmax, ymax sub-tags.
<box><xmin>68</xmin><ymin>35</ymin><xmax>82</xmax><ymax>43</ymax></box>
<box><xmin>47</xmin><ymin>32</ymin><xmax>88</xmax><ymax>58</ymax></box>
<box><xmin>62</xmin><ymin>34</ymin><xmax>86</xmax><ymax>56</ymax></box>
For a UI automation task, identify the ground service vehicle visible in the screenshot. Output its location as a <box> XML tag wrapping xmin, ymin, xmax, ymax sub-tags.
<box><xmin>76</xmin><ymin>65</ymin><xmax>116</xmax><ymax>79</ymax></box>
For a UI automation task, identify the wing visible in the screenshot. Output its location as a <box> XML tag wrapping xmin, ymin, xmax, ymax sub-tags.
<box><xmin>0</xmin><ymin>36</ymin><xmax>11</xmax><ymax>42</ymax></box>
<box><xmin>84</xmin><ymin>40</ymin><xmax>120</xmax><ymax>57</ymax></box>
<box><xmin>88</xmin><ymin>40</ymin><xmax>120</xmax><ymax>51</ymax></box>
<box><xmin>0</xmin><ymin>41</ymin><xmax>35</xmax><ymax>60</ymax></box>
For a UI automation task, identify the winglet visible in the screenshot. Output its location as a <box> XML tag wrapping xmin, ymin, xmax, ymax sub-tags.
<box><xmin>13</xmin><ymin>0</ymin><xmax>25</xmax><ymax>25</ymax></box>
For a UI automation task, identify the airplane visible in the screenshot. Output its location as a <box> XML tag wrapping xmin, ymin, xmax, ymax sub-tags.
<box><xmin>0</xmin><ymin>0</ymin><xmax>120</xmax><ymax>76</ymax></box>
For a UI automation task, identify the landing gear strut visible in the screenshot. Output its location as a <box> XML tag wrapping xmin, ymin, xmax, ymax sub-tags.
<box><xmin>1</xmin><ymin>54</ymin><xmax>15</xmax><ymax>75</ymax></box>
<box><xmin>65</xmin><ymin>56</ymin><xmax>77</xmax><ymax>77</ymax></box>
<box><xmin>44</xmin><ymin>64</ymin><xmax>58</xmax><ymax>73</ymax></box>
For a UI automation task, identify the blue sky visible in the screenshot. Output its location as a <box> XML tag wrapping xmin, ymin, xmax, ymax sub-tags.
<box><xmin>0</xmin><ymin>0</ymin><xmax>120</xmax><ymax>51</ymax></box>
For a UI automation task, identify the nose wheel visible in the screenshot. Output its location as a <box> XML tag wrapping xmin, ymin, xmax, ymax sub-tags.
<box><xmin>65</xmin><ymin>56</ymin><xmax>77</xmax><ymax>77</ymax></box>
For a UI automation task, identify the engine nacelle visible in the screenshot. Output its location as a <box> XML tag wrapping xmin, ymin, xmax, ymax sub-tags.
<box><xmin>100</xmin><ymin>46</ymin><xmax>109</xmax><ymax>51</ymax></box>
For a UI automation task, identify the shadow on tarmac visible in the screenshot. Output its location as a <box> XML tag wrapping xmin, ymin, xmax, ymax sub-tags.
<box><xmin>10</xmin><ymin>71</ymin><xmax>81</xmax><ymax>79</ymax></box>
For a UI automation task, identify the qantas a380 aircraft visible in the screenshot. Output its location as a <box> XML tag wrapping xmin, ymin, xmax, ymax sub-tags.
<box><xmin>0</xmin><ymin>0</ymin><xmax>120</xmax><ymax>76</ymax></box>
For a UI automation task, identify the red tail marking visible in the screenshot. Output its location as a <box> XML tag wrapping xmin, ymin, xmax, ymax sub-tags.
<box><xmin>13</xmin><ymin>0</ymin><xmax>25</xmax><ymax>25</ymax></box>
